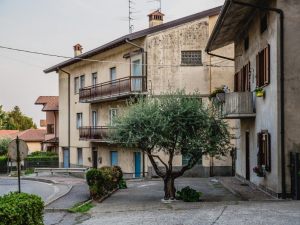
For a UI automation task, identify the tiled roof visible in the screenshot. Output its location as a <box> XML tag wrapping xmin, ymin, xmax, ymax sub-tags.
<box><xmin>14</xmin><ymin>129</ymin><xmax>46</xmax><ymax>142</ymax></box>
<box><xmin>44</xmin><ymin>6</ymin><xmax>222</xmax><ymax>73</ymax></box>
<box><xmin>0</xmin><ymin>130</ymin><xmax>19</xmax><ymax>139</ymax></box>
<box><xmin>35</xmin><ymin>96</ymin><xmax>59</xmax><ymax>111</ymax></box>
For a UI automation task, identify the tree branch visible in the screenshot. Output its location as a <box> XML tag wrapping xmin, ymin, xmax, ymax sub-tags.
<box><xmin>146</xmin><ymin>151</ymin><xmax>166</xmax><ymax>178</ymax></box>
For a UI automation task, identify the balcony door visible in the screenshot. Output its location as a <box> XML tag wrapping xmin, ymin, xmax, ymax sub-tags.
<box><xmin>92</xmin><ymin>111</ymin><xmax>97</xmax><ymax>127</ymax></box>
<box><xmin>111</xmin><ymin>151</ymin><xmax>118</xmax><ymax>166</ymax></box>
<box><xmin>92</xmin><ymin>148</ymin><xmax>98</xmax><ymax>168</ymax></box>
<box><xmin>63</xmin><ymin>148</ymin><xmax>70</xmax><ymax>168</ymax></box>
<box><xmin>132</xmin><ymin>59</ymin><xmax>142</xmax><ymax>92</ymax></box>
<box><xmin>134</xmin><ymin>152</ymin><xmax>141</xmax><ymax>178</ymax></box>
<box><xmin>245</xmin><ymin>132</ymin><xmax>250</xmax><ymax>180</ymax></box>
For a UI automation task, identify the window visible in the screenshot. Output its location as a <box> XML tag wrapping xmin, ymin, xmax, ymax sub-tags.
<box><xmin>80</xmin><ymin>75</ymin><xmax>85</xmax><ymax>89</ymax></box>
<box><xmin>76</xmin><ymin>113</ymin><xmax>83</xmax><ymax>129</ymax></box>
<box><xmin>47</xmin><ymin>124</ymin><xmax>55</xmax><ymax>134</ymax></box>
<box><xmin>256</xmin><ymin>45</ymin><xmax>270</xmax><ymax>87</ymax></box>
<box><xmin>257</xmin><ymin>130</ymin><xmax>271</xmax><ymax>172</ymax></box>
<box><xmin>92</xmin><ymin>111</ymin><xmax>97</xmax><ymax>127</ymax></box>
<box><xmin>181</xmin><ymin>51</ymin><xmax>202</xmax><ymax>66</ymax></box>
<box><xmin>92</xmin><ymin>72</ymin><xmax>97</xmax><ymax>86</ymax></box>
<box><xmin>74</xmin><ymin>77</ymin><xmax>79</xmax><ymax>94</ymax></box>
<box><xmin>109</xmin><ymin>108</ymin><xmax>118</xmax><ymax>126</ymax></box>
<box><xmin>234</xmin><ymin>62</ymin><xmax>251</xmax><ymax>92</ymax></box>
<box><xmin>110</xmin><ymin>151</ymin><xmax>118</xmax><ymax>166</ymax></box>
<box><xmin>244</xmin><ymin>36</ymin><xmax>249</xmax><ymax>51</ymax></box>
<box><xmin>77</xmin><ymin>148</ymin><xmax>83</xmax><ymax>166</ymax></box>
<box><xmin>110</xmin><ymin>67</ymin><xmax>116</xmax><ymax>81</ymax></box>
<box><xmin>182</xmin><ymin>154</ymin><xmax>202</xmax><ymax>166</ymax></box>
<box><xmin>260</xmin><ymin>13</ymin><xmax>268</xmax><ymax>34</ymax></box>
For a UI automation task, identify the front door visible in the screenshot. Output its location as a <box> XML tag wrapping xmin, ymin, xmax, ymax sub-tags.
<box><xmin>92</xmin><ymin>149</ymin><xmax>98</xmax><ymax>168</ymax></box>
<box><xmin>111</xmin><ymin>151</ymin><xmax>118</xmax><ymax>166</ymax></box>
<box><xmin>245</xmin><ymin>132</ymin><xmax>250</xmax><ymax>180</ymax></box>
<box><xmin>132</xmin><ymin>59</ymin><xmax>142</xmax><ymax>91</ymax></box>
<box><xmin>134</xmin><ymin>152</ymin><xmax>141</xmax><ymax>178</ymax></box>
<box><xmin>63</xmin><ymin>148</ymin><xmax>70</xmax><ymax>168</ymax></box>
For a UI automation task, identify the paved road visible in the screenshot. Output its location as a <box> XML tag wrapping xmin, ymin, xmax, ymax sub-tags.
<box><xmin>0</xmin><ymin>178</ymin><xmax>69</xmax><ymax>205</ymax></box>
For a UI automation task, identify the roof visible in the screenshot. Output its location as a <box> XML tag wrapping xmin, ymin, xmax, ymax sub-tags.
<box><xmin>206</xmin><ymin>0</ymin><xmax>264</xmax><ymax>52</ymax></box>
<box><xmin>43</xmin><ymin>137</ymin><xmax>59</xmax><ymax>144</ymax></box>
<box><xmin>44</xmin><ymin>6</ymin><xmax>222</xmax><ymax>73</ymax></box>
<box><xmin>14</xmin><ymin>129</ymin><xmax>46</xmax><ymax>142</ymax></box>
<box><xmin>35</xmin><ymin>96</ymin><xmax>59</xmax><ymax>111</ymax></box>
<box><xmin>0</xmin><ymin>130</ymin><xmax>19</xmax><ymax>139</ymax></box>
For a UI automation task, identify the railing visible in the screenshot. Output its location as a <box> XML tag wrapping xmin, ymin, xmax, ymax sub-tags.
<box><xmin>221</xmin><ymin>92</ymin><xmax>256</xmax><ymax>119</ymax></box>
<box><xmin>79</xmin><ymin>76</ymin><xmax>147</xmax><ymax>103</ymax></box>
<box><xmin>79</xmin><ymin>126</ymin><xmax>113</xmax><ymax>141</ymax></box>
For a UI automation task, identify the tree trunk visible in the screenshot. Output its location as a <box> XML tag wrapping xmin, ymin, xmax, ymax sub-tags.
<box><xmin>164</xmin><ymin>176</ymin><xmax>176</xmax><ymax>200</ymax></box>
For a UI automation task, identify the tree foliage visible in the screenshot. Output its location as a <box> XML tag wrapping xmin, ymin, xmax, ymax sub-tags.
<box><xmin>0</xmin><ymin>105</ymin><xmax>36</xmax><ymax>130</ymax></box>
<box><xmin>0</xmin><ymin>138</ymin><xmax>11</xmax><ymax>156</ymax></box>
<box><xmin>111</xmin><ymin>91</ymin><xmax>232</xmax><ymax>199</ymax></box>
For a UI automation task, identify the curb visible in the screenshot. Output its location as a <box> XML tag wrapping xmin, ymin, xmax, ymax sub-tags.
<box><xmin>45</xmin><ymin>199</ymin><xmax>93</xmax><ymax>212</ymax></box>
<box><xmin>45</xmin><ymin>184</ymin><xmax>73</xmax><ymax>206</ymax></box>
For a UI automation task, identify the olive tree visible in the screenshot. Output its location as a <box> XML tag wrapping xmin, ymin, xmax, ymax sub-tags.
<box><xmin>111</xmin><ymin>92</ymin><xmax>231</xmax><ymax>200</ymax></box>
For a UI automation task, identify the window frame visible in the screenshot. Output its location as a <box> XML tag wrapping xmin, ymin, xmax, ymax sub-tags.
<box><xmin>74</xmin><ymin>77</ymin><xmax>79</xmax><ymax>94</ymax></box>
<box><xmin>92</xmin><ymin>72</ymin><xmax>98</xmax><ymax>86</ymax></box>
<box><xmin>234</xmin><ymin>62</ymin><xmax>251</xmax><ymax>92</ymax></box>
<box><xmin>76</xmin><ymin>113</ymin><xmax>83</xmax><ymax>129</ymax></box>
<box><xmin>256</xmin><ymin>45</ymin><xmax>270</xmax><ymax>88</ymax></box>
<box><xmin>257</xmin><ymin>130</ymin><xmax>271</xmax><ymax>172</ymax></box>
<box><xmin>181</xmin><ymin>50</ymin><xmax>202</xmax><ymax>66</ymax></box>
<box><xmin>109</xmin><ymin>108</ymin><xmax>118</xmax><ymax>126</ymax></box>
<box><xmin>92</xmin><ymin>110</ymin><xmax>97</xmax><ymax>127</ymax></box>
<box><xmin>77</xmin><ymin>148</ymin><xmax>83</xmax><ymax>166</ymax></box>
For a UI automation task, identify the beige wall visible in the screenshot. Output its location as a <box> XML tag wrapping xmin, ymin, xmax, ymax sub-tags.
<box><xmin>27</xmin><ymin>141</ymin><xmax>43</xmax><ymax>155</ymax></box>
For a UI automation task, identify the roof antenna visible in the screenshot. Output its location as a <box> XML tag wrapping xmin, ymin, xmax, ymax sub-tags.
<box><xmin>129</xmin><ymin>0</ymin><xmax>134</xmax><ymax>33</ymax></box>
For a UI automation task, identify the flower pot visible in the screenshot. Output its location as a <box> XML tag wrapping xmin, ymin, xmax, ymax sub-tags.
<box><xmin>256</xmin><ymin>91</ymin><xmax>264</xmax><ymax>97</ymax></box>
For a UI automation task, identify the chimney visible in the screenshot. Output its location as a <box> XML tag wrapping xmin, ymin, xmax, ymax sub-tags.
<box><xmin>148</xmin><ymin>10</ymin><xmax>164</xmax><ymax>28</ymax></box>
<box><xmin>73</xmin><ymin>43</ymin><xmax>83</xmax><ymax>57</ymax></box>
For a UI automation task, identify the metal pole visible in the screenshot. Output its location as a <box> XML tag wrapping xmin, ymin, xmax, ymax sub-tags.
<box><xmin>16</xmin><ymin>136</ymin><xmax>21</xmax><ymax>193</ymax></box>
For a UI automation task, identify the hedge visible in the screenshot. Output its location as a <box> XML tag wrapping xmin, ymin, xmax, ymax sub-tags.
<box><xmin>86</xmin><ymin>166</ymin><xmax>125</xmax><ymax>199</ymax></box>
<box><xmin>0</xmin><ymin>192</ymin><xmax>44</xmax><ymax>225</ymax></box>
<box><xmin>24</xmin><ymin>152</ymin><xmax>59</xmax><ymax>168</ymax></box>
<box><xmin>0</xmin><ymin>156</ymin><xmax>8</xmax><ymax>173</ymax></box>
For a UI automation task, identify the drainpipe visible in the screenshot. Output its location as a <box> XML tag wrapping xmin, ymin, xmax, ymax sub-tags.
<box><xmin>57</xmin><ymin>68</ymin><xmax>71</xmax><ymax>155</ymax></box>
<box><xmin>125</xmin><ymin>39</ymin><xmax>147</xmax><ymax>177</ymax></box>
<box><xmin>231</xmin><ymin>0</ymin><xmax>285</xmax><ymax>198</ymax></box>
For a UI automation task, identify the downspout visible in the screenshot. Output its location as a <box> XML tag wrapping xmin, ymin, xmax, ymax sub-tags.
<box><xmin>125</xmin><ymin>39</ymin><xmax>147</xmax><ymax>178</ymax></box>
<box><xmin>231</xmin><ymin>0</ymin><xmax>285</xmax><ymax>198</ymax></box>
<box><xmin>57</xmin><ymin>68</ymin><xmax>71</xmax><ymax>156</ymax></box>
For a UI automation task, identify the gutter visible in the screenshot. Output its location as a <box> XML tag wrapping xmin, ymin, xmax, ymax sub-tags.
<box><xmin>230</xmin><ymin>0</ymin><xmax>286</xmax><ymax>198</ymax></box>
<box><xmin>57</xmin><ymin>68</ymin><xmax>71</xmax><ymax>161</ymax></box>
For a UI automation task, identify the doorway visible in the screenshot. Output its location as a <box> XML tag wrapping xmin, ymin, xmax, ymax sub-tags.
<box><xmin>245</xmin><ymin>132</ymin><xmax>250</xmax><ymax>180</ymax></box>
<box><xmin>63</xmin><ymin>148</ymin><xmax>70</xmax><ymax>168</ymax></box>
<box><xmin>134</xmin><ymin>152</ymin><xmax>141</xmax><ymax>178</ymax></box>
<box><xmin>92</xmin><ymin>148</ymin><xmax>98</xmax><ymax>168</ymax></box>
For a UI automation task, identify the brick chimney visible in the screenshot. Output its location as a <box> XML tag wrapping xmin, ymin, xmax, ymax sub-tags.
<box><xmin>73</xmin><ymin>44</ymin><xmax>83</xmax><ymax>57</ymax></box>
<box><xmin>148</xmin><ymin>10</ymin><xmax>164</xmax><ymax>28</ymax></box>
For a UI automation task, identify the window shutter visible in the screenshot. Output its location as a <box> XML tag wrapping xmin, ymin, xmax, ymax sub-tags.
<box><xmin>264</xmin><ymin>44</ymin><xmax>270</xmax><ymax>85</ymax></box>
<box><xmin>257</xmin><ymin>132</ymin><xmax>263</xmax><ymax>166</ymax></box>
<box><xmin>256</xmin><ymin>54</ymin><xmax>260</xmax><ymax>87</ymax></box>
<box><xmin>266</xmin><ymin>132</ymin><xmax>271</xmax><ymax>172</ymax></box>
<box><xmin>246</xmin><ymin>62</ymin><xmax>251</xmax><ymax>91</ymax></box>
<box><xmin>234</xmin><ymin>73</ymin><xmax>238</xmax><ymax>92</ymax></box>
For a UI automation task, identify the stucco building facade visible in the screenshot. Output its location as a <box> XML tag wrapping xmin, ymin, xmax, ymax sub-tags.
<box><xmin>44</xmin><ymin>6</ymin><xmax>235</xmax><ymax>178</ymax></box>
<box><xmin>206</xmin><ymin>0</ymin><xmax>300</xmax><ymax>198</ymax></box>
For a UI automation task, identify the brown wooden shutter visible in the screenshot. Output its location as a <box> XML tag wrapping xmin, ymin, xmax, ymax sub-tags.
<box><xmin>234</xmin><ymin>73</ymin><xmax>238</xmax><ymax>92</ymax></box>
<box><xmin>257</xmin><ymin>132</ymin><xmax>263</xmax><ymax>166</ymax></box>
<box><xmin>264</xmin><ymin>44</ymin><xmax>270</xmax><ymax>85</ymax></box>
<box><xmin>246</xmin><ymin>62</ymin><xmax>251</xmax><ymax>91</ymax></box>
<box><xmin>266</xmin><ymin>132</ymin><xmax>271</xmax><ymax>172</ymax></box>
<box><xmin>256</xmin><ymin>54</ymin><xmax>260</xmax><ymax>87</ymax></box>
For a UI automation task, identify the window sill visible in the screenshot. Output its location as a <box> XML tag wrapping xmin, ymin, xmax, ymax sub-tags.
<box><xmin>180</xmin><ymin>64</ymin><xmax>203</xmax><ymax>67</ymax></box>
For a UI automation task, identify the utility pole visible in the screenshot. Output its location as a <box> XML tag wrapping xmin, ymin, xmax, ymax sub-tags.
<box><xmin>129</xmin><ymin>0</ymin><xmax>134</xmax><ymax>33</ymax></box>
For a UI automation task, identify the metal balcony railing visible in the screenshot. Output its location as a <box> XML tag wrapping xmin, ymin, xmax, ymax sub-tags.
<box><xmin>79</xmin><ymin>126</ymin><xmax>114</xmax><ymax>142</ymax></box>
<box><xmin>79</xmin><ymin>76</ymin><xmax>147</xmax><ymax>103</ymax></box>
<box><xmin>219</xmin><ymin>92</ymin><xmax>256</xmax><ymax>119</ymax></box>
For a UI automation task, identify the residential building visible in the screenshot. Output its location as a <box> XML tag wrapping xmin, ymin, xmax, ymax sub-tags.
<box><xmin>44</xmin><ymin>7</ymin><xmax>235</xmax><ymax>178</ymax></box>
<box><xmin>0</xmin><ymin>130</ymin><xmax>19</xmax><ymax>140</ymax></box>
<box><xmin>206</xmin><ymin>0</ymin><xmax>300</xmax><ymax>198</ymax></box>
<box><xmin>35</xmin><ymin>96</ymin><xmax>59</xmax><ymax>153</ymax></box>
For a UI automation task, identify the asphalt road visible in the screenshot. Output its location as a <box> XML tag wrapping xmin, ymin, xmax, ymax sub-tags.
<box><xmin>0</xmin><ymin>178</ymin><xmax>69</xmax><ymax>204</ymax></box>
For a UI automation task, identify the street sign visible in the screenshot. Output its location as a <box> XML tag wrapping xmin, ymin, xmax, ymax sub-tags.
<box><xmin>8</xmin><ymin>137</ymin><xmax>28</xmax><ymax>193</ymax></box>
<box><xmin>8</xmin><ymin>138</ymin><xmax>28</xmax><ymax>161</ymax></box>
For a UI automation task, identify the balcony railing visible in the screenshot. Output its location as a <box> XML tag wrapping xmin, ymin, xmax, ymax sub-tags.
<box><xmin>79</xmin><ymin>126</ymin><xmax>114</xmax><ymax>142</ymax></box>
<box><xmin>79</xmin><ymin>76</ymin><xmax>147</xmax><ymax>103</ymax></box>
<box><xmin>219</xmin><ymin>92</ymin><xmax>256</xmax><ymax>119</ymax></box>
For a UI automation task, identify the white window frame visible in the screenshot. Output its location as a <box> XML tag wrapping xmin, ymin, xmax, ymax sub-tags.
<box><xmin>109</xmin><ymin>108</ymin><xmax>118</xmax><ymax>126</ymax></box>
<box><xmin>92</xmin><ymin>110</ymin><xmax>97</xmax><ymax>127</ymax></box>
<box><xmin>92</xmin><ymin>72</ymin><xmax>97</xmax><ymax>86</ymax></box>
<box><xmin>76</xmin><ymin>113</ymin><xmax>83</xmax><ymax>129</ymax></box>
<box><xmin>77</xmin><ymin>148</ymin><xmax>83</xmax><ymax>166</ymax></box>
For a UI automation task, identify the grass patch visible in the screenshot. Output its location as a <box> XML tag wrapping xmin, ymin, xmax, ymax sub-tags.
<box><xmin>68</xmin><ymin>202</ymin><xmax>94</xmax><ymax>213</ymax></box>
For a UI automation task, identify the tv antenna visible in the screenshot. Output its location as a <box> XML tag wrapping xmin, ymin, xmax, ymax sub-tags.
<box><xmin>148</xmin><ymin>0</ymin><xmax>162</xmax><ymax>11</ymax></box>
<box><xmin>129</xmin><ymin>0</ymin><xmax>134</xmax><ymax>33</ymax></box>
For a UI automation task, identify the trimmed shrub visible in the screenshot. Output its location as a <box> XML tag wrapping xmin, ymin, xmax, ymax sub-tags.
<box><xmin>24</xmin><ymin>152</ymin><xmax>58</xmax><ymax>168</ymax></box>
<box><xmin>0</xmin><ymin>192</ymin><xmax>44</xmax><ymax>225</ymax></box>
<box><xmin>176</xmin><ymin>186</ymin><xmax>202</xmax><ymax>202</ymax></box>
<box><xmin>118</xmin><ymin>178</ymin><xmax>127</xmax><ymax>189</ymax></box>
<box><xmin>112</xmin><ymin>166</ymin><xmax>123</xmax><ymax>181</ymax></box>
<box><xmin>0</xmin><ymin>156</ymin><xmax>8</xmax><ymax>173</ymax></box>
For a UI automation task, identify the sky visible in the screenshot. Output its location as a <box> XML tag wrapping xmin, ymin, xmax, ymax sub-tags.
<box><xmin>0</xmin><ymin>0</ymin><xmax>225</xmax><ymax>126</ymax></box>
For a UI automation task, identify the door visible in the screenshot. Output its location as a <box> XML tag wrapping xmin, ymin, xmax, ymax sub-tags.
<box><xmin>132</xmin><ymin>59</ymin><xmax>142</xmax><ymax>91</ymax></box>
<box><xmin>92</xmin><ymin>149</ymin><xmax>98</xmax><ymax>168</ymax></box>
<box><xmin>134</xmin><ymin>152</ymin><xmax>141</xmax><ymax>178</ymax></box>
<box><xmin>246</xmin><ymin>132</ymin><xmax>250</xmax><ymax>180</ymax></box>
<box><xmin>111</xmin><ymin>151</ymin><xmax>118</xmax><ymax>166</ymax></box>
<box><xmin>92</xmin><ymin>111</ymin><xmax>97</xmax><ymax>127</ymax></box>
<box><xmin>63</xmin><ymin>148</ymin><xmax>70</xmax><ymax>168</ymax></box>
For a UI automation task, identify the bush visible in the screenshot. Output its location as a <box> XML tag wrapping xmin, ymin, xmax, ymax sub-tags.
<box><xmin>118</xmin><ymin>178</ymin><xmax>127</xmax><ymax>189</ymax></box>
<box><xmin>0</xmin><ymin>139</ymin><xmax>10</xmax><ymax>156</ymax></box>
<box><xmin>86</xmin><ymin>166</ymin><xmax>124</xmax><ymax>199</ymax></box>
<box><xmin>176</xmin><ymin>186</ymin><xmax>202</xmax><ymax>202</ymax></box>
<box><xmin>24</xmin><ymin>152</ymin><xmax>58</xmax><ymax>168</ymax></box>
<box><xmin>0</xmin><ymin>192</ymin><xmax>44</xmax><ymax>225</ymax></box>
<box><xmin>28</xmin><ymin>152</ymin><xmax>57</xmax><ymax>157</ymax></box>
<box><xmin>0</xmin><ymin>156</ymin><xmax>8</xmax><ymax>173</ymax></box>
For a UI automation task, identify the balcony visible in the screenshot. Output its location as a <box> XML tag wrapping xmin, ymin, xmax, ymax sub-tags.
<box><xmin>79</xmin><ymin>76</ymin><xmax>147</xmax><ymax>103</ymax></box>
<box><xmin>79</xmin><ymin>126</ymin><xmax>114</xmax><ymax>142</ymax></box>
<box><xmin>219</xmin><ymin>92</ymin><xmax>256</xmax><ymax>119</ymax></box>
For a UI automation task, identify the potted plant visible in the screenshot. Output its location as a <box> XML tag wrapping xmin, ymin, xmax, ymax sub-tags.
<box><xmin>253</xmin><ymin>166</ymin><xmax>265</xmax><ymax>177</ymax></box>
<box><xmin>255</xmin><ymin>87</ymin><xmax>265</xmax><ymax>97</ymax></box>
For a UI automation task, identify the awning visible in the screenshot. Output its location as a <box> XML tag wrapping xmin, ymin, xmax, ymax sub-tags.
<box><xmin>206</xmin><ymin>0</ymin><xmax>265</xmax><ymax>52</ymax></box>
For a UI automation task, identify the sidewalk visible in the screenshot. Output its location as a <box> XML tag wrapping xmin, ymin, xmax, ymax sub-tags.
<box><xmin>218</xmin><ymin>176</ymin><xmax>276</xmax><ymax>201</ymax></box>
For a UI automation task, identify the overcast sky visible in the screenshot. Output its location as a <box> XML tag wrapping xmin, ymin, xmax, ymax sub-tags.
<box><xmin>0</xmin><ymin>0</ymin><xmax>224</xmax><ymax>126</ymax></box>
